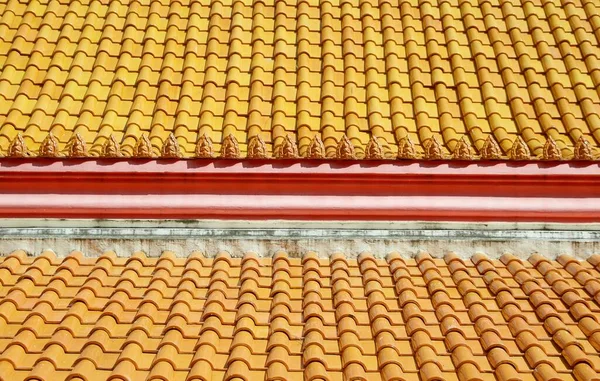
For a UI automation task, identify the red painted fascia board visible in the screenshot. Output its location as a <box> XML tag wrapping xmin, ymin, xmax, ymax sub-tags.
<box><xmin>0</xmin><ymin>194</ymin><xmax>597</xmax><ymax>222</ymax></box>
<box><xmin>0</xmin><ymin>159</ymin><xmax>599</xmax><ymax>221</ymax></box>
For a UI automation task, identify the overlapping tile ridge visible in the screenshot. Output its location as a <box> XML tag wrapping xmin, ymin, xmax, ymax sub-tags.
<box><xmin>1</xmin><ymin>250</ymin><xmax>600</xmax><ymax>380</ymax></box>
<box><xmin>2</xmin><ymin>0</ymin><xmax>600</xmax><ymax>160</ymax></box>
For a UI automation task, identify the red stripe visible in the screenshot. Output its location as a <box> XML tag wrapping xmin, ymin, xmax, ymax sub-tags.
<box><xmin>0</xmin><ymin>159</ymin><xmax>598</xmax><ymax>221</ymax></box>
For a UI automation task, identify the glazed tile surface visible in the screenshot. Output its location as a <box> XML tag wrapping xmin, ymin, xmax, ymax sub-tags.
<box><xmin>1</xmin><ymin>0</ymin><xmax>600</xmax><ymax>159</ymax></box>
<box><xmin>1</xmin><ymin>250</ymin><xmax>600</xmax><ymax>380</ymax></box>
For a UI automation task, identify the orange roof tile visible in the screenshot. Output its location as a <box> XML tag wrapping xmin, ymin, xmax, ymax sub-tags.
<box><xmin>1</xmin><ymin>249</ymin><xmax>600</xmax><ymax>380</ymax></box>
<box><xmin>1</xmin><ymin>0</ymin><xmax>600</xmax><ymax>160</ymax></box>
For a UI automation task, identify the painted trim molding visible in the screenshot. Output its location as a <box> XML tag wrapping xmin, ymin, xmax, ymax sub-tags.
<box><xmin>0</xmin><ymin>159</ymin><xmax>599</xmax><ymax>221</ymax></box>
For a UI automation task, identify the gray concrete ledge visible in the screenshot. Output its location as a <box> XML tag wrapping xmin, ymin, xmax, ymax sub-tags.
<box><xmin>0</xmin><ymin>219</ymin><xmax>598</xmax><ymax>259</ymax></box>
<box><xmin>1</xmin><ymin>218</ymin><xmax>600</xmax><ymax>231</ymax></box>
<box><xmin>2</xmin><ymin>226</ymin><xmax>600</xmax><ymax>241</ymax></box>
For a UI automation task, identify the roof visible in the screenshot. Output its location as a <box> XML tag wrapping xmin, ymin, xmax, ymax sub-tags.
<box><xmin>1</xmin><ymin>250</ymin><xmax>600</xmax><ymax>381</ymax></box>
<box><xmin>1</xmin><ymin>0</ymin><xmax>600</xmax><ymax>161</ymax></box>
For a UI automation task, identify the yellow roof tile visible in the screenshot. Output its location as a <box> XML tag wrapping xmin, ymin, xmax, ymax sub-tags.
<box><xmin>1</xmin><ymin>0</ymin><xmax>600</xmax><ymax>160</ymax></box>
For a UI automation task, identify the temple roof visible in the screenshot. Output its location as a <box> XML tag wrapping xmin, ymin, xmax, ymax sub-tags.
<box><xmin>1</xmin><ymin>0</ymin><xmax>600</xmax><ymax>160</ymax></box>
<box><xmin>1</xmin><ymin>250</ymin><xmax>600</xmax><ymax>380</ymax></box>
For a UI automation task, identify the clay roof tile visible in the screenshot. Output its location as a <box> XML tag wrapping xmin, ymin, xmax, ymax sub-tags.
<box><xmin>0</xmin><ymin>251</ymin><xmax>593</xmax><ymax>379</ymax></box>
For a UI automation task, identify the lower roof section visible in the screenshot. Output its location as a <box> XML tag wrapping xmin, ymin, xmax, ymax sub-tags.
<box><xmin>0</xmin><ymin>160</ymin><xmax>600</xmax><ymax>222</ymax></box>
<box><xmin>1</xmin><ymin>251</ymin><xmax>600</xmax><ymax>381</ymax></box>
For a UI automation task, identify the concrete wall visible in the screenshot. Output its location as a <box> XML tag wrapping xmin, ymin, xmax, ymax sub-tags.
<box><xmin>0</xmin><ymin>219</ymin><xmax>599</xmax><ymax>259</ymax></box>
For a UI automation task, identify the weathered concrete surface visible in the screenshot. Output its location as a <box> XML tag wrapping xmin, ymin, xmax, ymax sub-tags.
<box><xmin>2</xmin><ymin>218</ymin><xmax>600</xmax><ymax>230</ymax></box>
<box><xmin>1</xmin><ymin>237</ymin><xmax>599</xmax><ymax>260</ymax></box>
<box><xmin>0</xmin><ymin>219</ymin><xmax>598</xmax><ymax>259</ymax></box>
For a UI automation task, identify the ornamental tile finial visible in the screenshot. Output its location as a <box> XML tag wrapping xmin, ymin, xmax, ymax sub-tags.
<box><xmin>39</xmin><ymin>132</ymin><xmax>59</xmax><ymax>158</ymax></box>
<box><xmin>542</xmin><ymin>136</ymin><xmax>561</xmax><ymax>160</ymax></box>
<box><xmin>336</xmin><ymin>135</ymin><xmax>356</xmax><ymax>159</ymax></box>
<box><xmin>397</xmin><ymin>136</ymin><xmax>416</xmax><ymax>159</ymax></box>
<box><xmin>424</xmin><ymin>136</ymin><xmax>443</xmax><ymax>160</ymax></box>
<box><xmin>8</xmin><ymin>134</ymin><xmax>29</xmax><ymax>158</ymax></box>
<box><xmin>453</xmin><ymin>136</ymin><xmax>472</xmax><ymax>160</ymax></box>
<box><xmin>195</xmin><ymin>133</ymin><xmax>214</xmax><ymax>158</ymax></box>
<box><xmin>308</xmin><ymin>134</ymin><xmax>325</xmax><ymax>159</ymax></box>
<box><xmin>67</xmin><ymin>133</ymin><xmax>87</xmax><ymax>157</ymax></box>
<box><xmin>365</xmin><ymin>136</ymin><xmax>384</xmax><ymax>160</ymax></box>
<box><xmin>276</xmin><ymin>134</ymin><xmax>299</xmax><ymax>159</ymax></box>
<box><xmin>161</xmin><ymin>133</ymin><xmax>181</xmax><ymax>158</ymax></box>
<box><xmin>574</xmin><ymin>136</ymin><xmax>593</xmax><ymax>161</ymax></box>
<box><xmin>134</xmin><ymin>135</ymin><xmax>153</xmax><ymax>158</ymax></box>
<box><xmin>509</xmin><ymin>136</ymin><xmax>531</xmax><ymax>160</ymax></box>
<box><xmin>247</xmin><ymin>134</ymin><xmax>267</xmax><ymax>159</ymax></box>
<box><xmin>481</xmin><ymin>135</ymin><xmax>502</xmax><ymax>160</ymax></box>
<box><xmin>102</xmin><ymin>134</ymin><xmax>122</xmax><ymax>158</ymax></box>
<box><xmin>220</xmin><ymin>134</ymin><xmax>240</xmax><ymax>159</ymax></box>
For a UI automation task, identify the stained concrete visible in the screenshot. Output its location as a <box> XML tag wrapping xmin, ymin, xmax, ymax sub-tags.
<box><xmin>0</xmin><ymin>219</ymin><xmax>598</xmax><ymax>259</ymax></box>
<box><xmin>1</xmin><ymin>236</ymin><xmax>599</xmax><ymax>260</ymax></box>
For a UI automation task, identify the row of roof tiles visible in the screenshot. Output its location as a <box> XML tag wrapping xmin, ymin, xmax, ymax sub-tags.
<box><xmin>1</xmin><ymin>250</ymin><xmax>600</xmax><ymax>380</ymax></box>
<box><xmin>2</xmin><ymin>0</ymin><xmax>600</xmax><ymax>160</ymax></box>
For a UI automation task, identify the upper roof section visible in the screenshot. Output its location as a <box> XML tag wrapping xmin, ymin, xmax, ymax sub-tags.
<box><xmin>1</xmin><ymin>0</ymin><xmax>600</xmax><ymax>160</ymax></box>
